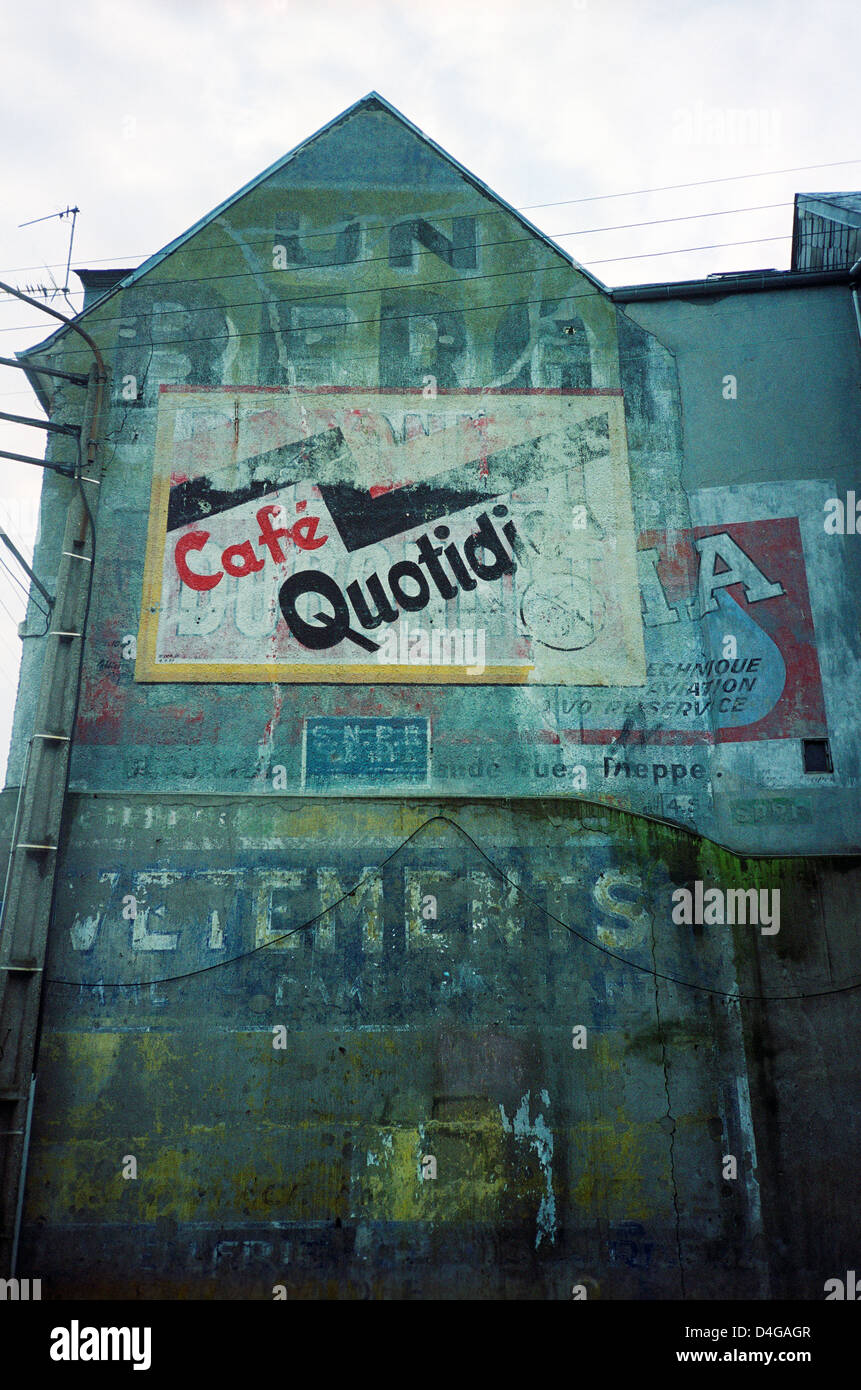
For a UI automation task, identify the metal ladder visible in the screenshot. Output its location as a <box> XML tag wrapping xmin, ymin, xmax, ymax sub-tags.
<box><xmin>0</xmin><ymin>359</ymin><xmax>104</xmax><ymax>1274</ymax></box>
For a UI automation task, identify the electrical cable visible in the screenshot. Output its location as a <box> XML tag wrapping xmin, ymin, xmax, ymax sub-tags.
<box><xmin>0</xmin><ymin>245</ymin><xmax>807</xmax><ymax>367</ymax></box>
<box><xmin>0</xmin><ymin>556</ymin><xmax>29</xmax><ymax>604</ymax></box>
<box><xmin>2</xmin><ymin>318</ymin><xmax>858</xmax><ymax>418</ymax></box>
<box><xmin>0</xmin><ymin>523</ymin><xmax>49</xmax><ymax>635</ymax></box>
<box><xmin>520</xmin><ymin>158</ymin><xmax>861</xmax><ymax>210</ymax></box>
<box><xmin>0</xmin><ymin>231</ymin><xmax>799</xmax><ymax>344</ymax></box>
<box><xmin>5</xmin><ymin>145</ymin><xmax>861</xmax><ymax>277</ymax></box>
<box><xmin>0</xmin><ymin>552</ymin><xmax>49</xmax><ymax>617</ymax></box>
<box><xmin>19</xmin><ymin>607</ymin><xmax>50</xmax><ymax>639</ymax></box>
<box><xmin>43</xmin><ymin>812</ymin><xmax>861</xmax><ymax>1004</ymax></box>
<box><xmin>0</xmin><ymin>619</ymin><xmax>26</xmax><ymax>672</ymax></box>
<box><xmin>0</xmin><ymin>504</ymin><xmax>36</xmax><ymax>556</ymax></box>
<box><xmin>0</xmin><ymin>585</ymin><xmax>24</xmax><ymax>631</ymax></box>
<box><xmin>0</xmin><ymin>200</ymin><xmax>799</xmax><ymax>294</ymax></box>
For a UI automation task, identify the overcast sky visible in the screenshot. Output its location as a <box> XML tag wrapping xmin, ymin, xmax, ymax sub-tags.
<box><xmin>0</xmin><ymin>0</ymin><xmax>857</xmax><ymax>780</ymax></box>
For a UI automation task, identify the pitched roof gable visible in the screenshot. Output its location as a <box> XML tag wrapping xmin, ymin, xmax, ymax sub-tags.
<box><xmin>19</xmin><ymin>91</ymin><xmax>605</xmax><ymax>364</ymax></box>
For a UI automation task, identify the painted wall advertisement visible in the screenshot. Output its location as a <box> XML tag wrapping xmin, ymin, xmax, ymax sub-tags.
<box><xmin>137</xmin><ymin>386</ymin><xmax>646</xmax><ymax>685</ymax></box>
<box><xmin>631</xmin><ymin>515</ymin><xmax>827</xmax><ymax>744</ymax></box>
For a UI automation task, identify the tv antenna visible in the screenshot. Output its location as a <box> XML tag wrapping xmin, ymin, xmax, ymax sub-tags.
<box><xmin>17</xmin><ymin>205</ymin><xmax>79</xmax><ymax>302</ymax></box>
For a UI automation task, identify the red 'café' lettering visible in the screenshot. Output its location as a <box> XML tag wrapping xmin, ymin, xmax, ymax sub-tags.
<box><xmin>175</xmin><ymin>505</ymin><xmax>328</xmax><ymax>591</ymax></box>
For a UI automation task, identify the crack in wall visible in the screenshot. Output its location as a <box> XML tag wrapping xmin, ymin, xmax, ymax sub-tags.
<box><xmin>649</xmin><ymin>914</ymin><xmax>686</xmax><ymax>1298</ymax></box>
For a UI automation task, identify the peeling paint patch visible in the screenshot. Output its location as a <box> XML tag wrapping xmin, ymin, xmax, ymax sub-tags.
<box><xmin>500</xmin><ymin>1089</ymin><xmax>557</xmax><ymax>1249</ymax></box>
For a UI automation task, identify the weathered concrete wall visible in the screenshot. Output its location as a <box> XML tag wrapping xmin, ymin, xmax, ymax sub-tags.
<box><xmin>18</xmin><ymin>795</ymin><xmax>790</xmax><ymax>1298</ymax></box>
<box><xmin>17</xmin><ymin>794</ymin><xmax>861</xmax><ymax>1298</ymax></box>
<box><xmin>737</xmin><ymin>851</ymin><xmax>861</xmax><ymax>1301</ymax></box>
<box><xmin>8</xmin><ymin>95</ymin><xmax>860</xmax><ymax>1299</ymax></box>
<box><xmin>620</xmin><ymin>287</ymin><xmax>861</xmax><ymax>492</ymax></box>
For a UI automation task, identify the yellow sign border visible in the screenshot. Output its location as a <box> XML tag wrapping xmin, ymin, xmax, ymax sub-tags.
<box><xmin>136</xmin><ymin>386</ymin><xmax>639</xmax><ymax>685</ymax></box>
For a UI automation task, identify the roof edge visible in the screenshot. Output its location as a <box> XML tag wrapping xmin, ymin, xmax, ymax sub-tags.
<box><xmin>19</xmin><ymin>91</ymin><xmax>606</xmax><ymax>361</ymax></box>
<box><xmin>612</xmin><ymin>267</ymin><xmax>851</xmax><ymax>303</ymax></box>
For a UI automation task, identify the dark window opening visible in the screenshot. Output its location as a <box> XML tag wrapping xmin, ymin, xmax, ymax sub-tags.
<box><xmin>802</xmin><ymin>738</ymin><xmax>833</xmax><ymax>773</ymax></box>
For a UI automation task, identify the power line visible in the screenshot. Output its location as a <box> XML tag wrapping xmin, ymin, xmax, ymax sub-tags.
<box><xmin>0</xmin><ymin>610</ymin><xmax>22</xmax><ymax>657</ymax></box>
<box><xmin>0</xmin><ymin>197</ymin><xmax>797</xmax><ymax>285</ymax></box>
<box><xmin>42</xmin><ymin>812</ymin><xmax>861</xmax><ymax>1003</ymax></box>
<box><xmin>0</xmin><ymin>568</ymin><xmax>27</xmax><ymax>612</ymax></box>
<box><xmin>0</xmin><ymin>508</ymin><xmax>40</xmax><ymax>567</ymax></box>
<box><xmin>0</xmin><ymin>553</ymin><xmax>48</xmax><ymax>618</ymax></box>
<box><xmin>0</xmin><ymin>232</ymin><xmax>801</xmax><ymax>353</ymax></box>
<box><xmin>3</xmin><ymin>148</ymin><xmax>860</xmax><ymax>277</ymax></box>
<box><xmin>0</xmin><ymin>505</ymin><xmax>36</xmax><ymax>558</ymax></box>
<box><xmin>1</xmin><ymin>316</ymin><xmax>857</xmax><ymax>409</ymax></box>
<box><xmin>518</xmin><ymin>157</ymin><xmax>861</xmax><ymax>209</ymax></box>
<box><xmin>0</xmin><ymin>286</ymin><xmax>697</xmax><ymax>354</ymax></box>
<box><xmin>0</xmin><ymin>585</ymin><xmax>25</xmax><ymax>642</ymax></box>
<box><xmin>0</xmin><ymin>552</ymin><xmax>33</xmax><ymax>601</ymax></box>
<box><xmin>0</xmin><ymin>219</ymin><xmax>799</xmax><ymax>340</ymax></box>
<box><xmin>594</xmin><ymin>234</ymin><xmax>789</xmax><ymax>265</ymax></box>
<box><xmin>0</xmin><ymin>318</ymin><xmax>853</xmax><ymax>405</ymax></box>
<box><xmin>19</xmin><ymin>606</ymin><xmax>51</xmax><ymax>639</ymax></box>
<box><xmin>0</xmin><ymin>252</ymin><xmax>587</xmax><ymax>338</ymax></box>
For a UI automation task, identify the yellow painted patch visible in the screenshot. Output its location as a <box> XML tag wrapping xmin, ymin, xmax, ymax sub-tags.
<box><xmin>571</xmin><ymin>1114</ymin><xmax>656</xmax><ymax>1221</ymax></box>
